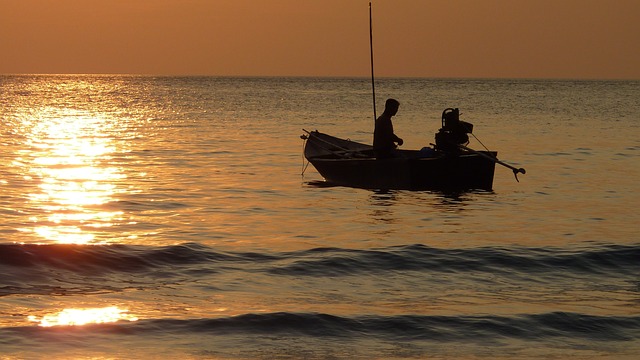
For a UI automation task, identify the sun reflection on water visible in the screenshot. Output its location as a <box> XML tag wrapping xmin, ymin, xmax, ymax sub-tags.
<box><xmin>19</xmin><ymin>109</ymin><xmax>125</xmax><ymax>244</ymax></box>
<box><xmin>28</xmin><ymin>306</ymin><xmax>138</xmax><ymax>327</ymax></box>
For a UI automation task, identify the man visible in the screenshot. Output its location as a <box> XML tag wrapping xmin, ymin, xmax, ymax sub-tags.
<box><xmin>373</xmin><ymin>98</ymin><xmax>403</xmax><ymax>159</ymax></box>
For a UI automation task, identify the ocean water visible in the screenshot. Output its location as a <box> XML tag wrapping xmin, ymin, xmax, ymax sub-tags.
<box><xmin>0</xmin><ymin>75</ymin><xmax>639</xmax><ymax>359</ymax></box>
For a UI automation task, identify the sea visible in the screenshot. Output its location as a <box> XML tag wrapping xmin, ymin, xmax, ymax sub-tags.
<box><xmin>0</xmin><ymin>75</ymin><xmax>639</xmax><ymax>359</ymax></box>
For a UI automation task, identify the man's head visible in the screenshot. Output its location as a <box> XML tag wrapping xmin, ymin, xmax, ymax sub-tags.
<box><xmin>384</xmin><ymin>98</ymin><xmax>400</xmax><ymax>115</ymax></box>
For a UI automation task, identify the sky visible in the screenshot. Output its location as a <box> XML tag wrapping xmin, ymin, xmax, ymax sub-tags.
<box><xmin>1</xmin><ymin>0</ymin><xmax>639</xmax><ymax>79</ymax></box>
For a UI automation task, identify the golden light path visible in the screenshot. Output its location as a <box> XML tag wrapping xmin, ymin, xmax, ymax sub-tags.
<box><xmin>20</xmin><ymin>108</ymin><xmax>126</xmax><ymax>244</ymax></box>
<box><xmin>28</xmin><ymin>306</ymin><xmax>138</xmax><ymax>327</ymax></box>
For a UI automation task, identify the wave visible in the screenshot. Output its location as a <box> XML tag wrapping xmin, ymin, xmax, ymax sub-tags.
<box><xmin>271</xmin><ymin>243</ymin><xmax>640</xmax><ymax>277</ymax></box>
<box><xmin>2</xmin><ymin>242</ymin><xmax>638</xmax><ymax>297</ymax></box>
<box><xmin>1</xmin><ymin>242</ymin><xmax>638</xmax><ymax>276</ymax></box>
<box><xmin>0</xmin><ymin>242</ymin><xmax>273</xmax><ymax>272</ymax></box>
<box><xmin>2</xmin><ymin>312</ymin><xmax>639</xmax><ymax>343</ymax></box>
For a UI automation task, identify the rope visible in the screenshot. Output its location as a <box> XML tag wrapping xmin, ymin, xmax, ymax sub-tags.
<box><xmin>305</xmin><ymin>132</ymin><xmax>368</xmax><ymax>159</ymax></box>
<box><xmin>301</xmin><ymin>136</ymin><xmax>311</xmax><ymax>176</ymax></box>
<box><xmin>303</xmin><ymin>130</ymin><xmax>352</xmax><ymax>154</ymax></box>
<box><xmin>470</xmin><ymin>132</ymin><xmax>491</xmax><ymax>153</ymax></box>
<box><xmin>301</xmin><ymin>161</ymin><xmax>311</xmax><ymax>176</ymax></box>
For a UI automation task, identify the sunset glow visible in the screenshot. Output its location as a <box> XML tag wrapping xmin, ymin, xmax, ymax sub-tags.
<box><xmin>28</xmin><ymin>307</ymin><xmax>138</xmax><ymax>327</ymax></box>
<box><xmin>0</xmin><ymin>0</ymin><xmax>638</xmax><ymax>79</ymax></box>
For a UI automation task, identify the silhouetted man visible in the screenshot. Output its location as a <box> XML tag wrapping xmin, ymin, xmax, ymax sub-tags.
<box><xmin>373</xmin><ymin>98</ymin><xmax>403</xmax><ymax>159</ymax></box>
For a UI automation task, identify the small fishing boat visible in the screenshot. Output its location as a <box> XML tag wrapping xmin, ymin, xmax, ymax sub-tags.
<box><xmin>301</xmin><ymin>108</ymin><xmax>525</xmax><ymax>191</ymax></box>
<box><xmin>300</xmin><ymin>4</ymin><xmax>524</xmax><ymax>191</ymax></box>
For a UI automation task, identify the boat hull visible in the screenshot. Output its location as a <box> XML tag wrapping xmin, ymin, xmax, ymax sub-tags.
<box><xmin>304</xmin><ymin>131</ymin><xmax>496</xmax><ymax>191</ymax></box>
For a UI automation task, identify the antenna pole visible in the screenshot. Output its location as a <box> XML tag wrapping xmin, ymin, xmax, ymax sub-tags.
<box><xmin>369</xmin><ymin>2</ymin><xmax>377</xmax><ymax>121</ymax></box>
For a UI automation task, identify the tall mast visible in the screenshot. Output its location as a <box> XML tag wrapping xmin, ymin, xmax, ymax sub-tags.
<box><xmin>369</xmin><ymin>2</ymin><xmax>377</xmax><ymax>121</ymax></box>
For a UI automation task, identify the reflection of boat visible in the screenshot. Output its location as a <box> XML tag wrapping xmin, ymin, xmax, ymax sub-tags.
<box><xmin>302</xmin><ymin>108</ymin><xmax>525</xmax><ymax>191</ymax></box>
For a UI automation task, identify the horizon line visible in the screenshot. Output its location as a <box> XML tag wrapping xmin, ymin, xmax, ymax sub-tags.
<box><xmin>2</xmin><ymin>73</ymin><xmax>638</xmax><ymax>82</ymax></box>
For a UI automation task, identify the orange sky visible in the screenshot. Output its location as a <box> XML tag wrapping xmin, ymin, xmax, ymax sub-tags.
<box><xmin>1</xmin><ymin>0</ymin><xmax>639</xmax><ymax>79</ymax></box>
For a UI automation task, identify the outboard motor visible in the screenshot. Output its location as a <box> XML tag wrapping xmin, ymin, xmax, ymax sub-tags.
<box><xmin>435</xmin><ymin>108</ymin><xmax>474</xmax><ymax>152</ymax></box>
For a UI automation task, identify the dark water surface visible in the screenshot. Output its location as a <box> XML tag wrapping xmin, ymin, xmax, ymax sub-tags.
<box><xmin>1</xmin><ymin>75</ymin><xmax>639</xmax><ymax>359</ymax></box>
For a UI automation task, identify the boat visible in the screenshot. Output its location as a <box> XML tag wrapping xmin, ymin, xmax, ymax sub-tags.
<box><xmin>301</xmin><ymin>108</ymin><xmax>525</xmax><ymax>191</ymax></box>
<box><xmin>300</xmin><ymin>5</ymin><xmax>524</xmax><ymax>191</ymax></box>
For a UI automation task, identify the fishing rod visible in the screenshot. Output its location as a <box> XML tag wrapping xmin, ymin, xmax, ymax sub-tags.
<box><xmin>458</xmin><ymin>144</ymin><xmax>526</xmax><ymax>181</ymax></box>
<box><xmin>369</xmin><ymin>2</ymin><xmax>377</xmax><ymax>121</ymax></box>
